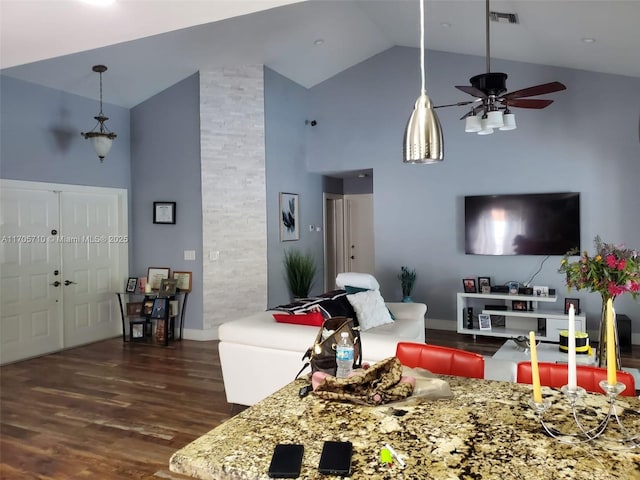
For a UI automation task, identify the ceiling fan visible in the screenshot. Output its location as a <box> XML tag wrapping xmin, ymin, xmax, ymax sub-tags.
<box><xmin>435</xmin><ymin>0</ymin><xmax>567</xmax><ymax>134</ymax></box>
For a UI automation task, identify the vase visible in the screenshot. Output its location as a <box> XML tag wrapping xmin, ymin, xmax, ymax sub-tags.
<box><xmin>402</xmin><ymin>296</ymin><xmax>413</xmax><ymax>303</ymax></box>
<box><xmin>596</xmin><ymin>297</ymin><xmax>621</xmax><ymax>370</ymax></box>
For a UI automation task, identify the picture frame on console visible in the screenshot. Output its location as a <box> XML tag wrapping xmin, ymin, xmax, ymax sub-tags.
<box><xmin>478</xmin><ymin>314</ymin><xmax>491</xmax><ymax>330</ymax></box>
<box><xmin>478</xmin><ymin>276</ymin><xmax>491</xmax><ymax>294</ymax></box>
<box><xmin>512</xmin><ymin>300</ymin><xmax>528</xmax><ymax>311</ymax></box>
<box><xmin>463</xmin><ymin>278</ymin><xmax>477</xmax><ymax>293</ymax></box>
<box><xmin>125</xmin><ymin>277</ymin><xmax>138</xmax><ymax>293</ymax></box>
<box><xmin>564</xmin><ymin>298</ymin><xmax>581</xmax><ymax>315</ymax></box>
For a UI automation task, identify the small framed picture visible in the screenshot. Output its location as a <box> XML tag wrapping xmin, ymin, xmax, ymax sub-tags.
<box><xmin>138</xmin><ymin>277</ymin><xmax>147</xmax><ymax>293</ymax></box>
<box><xmin>153</xmin><ymin>201</ymin><xmax>176</xmax><ymax>224</ymax></box>
<box><xmin>147</xmin><ymin>267</ymin><xmax>170</xmax><ymax>290</ymax></box>
<box><xmin>462</xmin><ymin>278</ymin><xmax>477</xmax><ymax>293</ymax></box>
<box><xmin>159</xmin><ymin>278</ymin><xmax>178</xmax><ymax>297</ymax></box>
<box><xmin>478</xmin><ymin>276</ymin><xmax>491</xmax><ymax>291</ymax></box>
<box><xmin>143</xmin><ymin>300</ymin><xmax>154</xmax><ymax>315</ymax></box>
<box><xmin>151</xmin><ymin>298</ymin><xmax>168</xmax><ymax>319</ymax></box>
<box><xmin>173</xmin><ymin>271</ymin><xmax>192</xmax><ymax>292</ymax></box>
<box><xmin>533</xmin><ymin>285</ymin><xmax>549</xmax><ymax>297</ymax></box>
<box><xmin>125</xmin><ymin>277</ymin><xmax>138</xmax><ymax>293</ymax></box>
<box><xmin>478</xmin><ymin>313</ymin><xmax>492</xmax><ymax>330</ymax></box>
<box><xmin>130</xmin><ymin>321</ymin><xmax>146</xmax><ymax>341</ymax></box>
<box><xmin>126</xmin><ymin>302</ymin><xmax>143</xmax><ymax>316</ymax></box>
<box><xmin>564</xmin><ymin>298</ymin><xmax>581</xmax><ymax>315</ymax></box>
<box><xmin>508</xmin><ymin>282</ymin><xmax>519</xmax><ymax>295</ymax></box>
<box><xmin>512</xmin><ymin>300</ymin><xmax>528</xmax><ymax>311</ymax></box>
<box><xmin>279</xmin><ymin>192</ymin><xmax>300</xmax><ymax>242</ymax></box>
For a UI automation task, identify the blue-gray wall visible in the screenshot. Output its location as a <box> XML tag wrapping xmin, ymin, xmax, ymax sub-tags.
<box><xmin>0</xmin><ymin>75</ymin><xmax>130</xmax><ymax>188</ymax></box>
<box><xmin>306</xmin><ymin>46</ymin><xmax>640</xmax><ymax>334</ymax></box>
<box><xmin>130</xmin><ymin>73</ymin><xmax>203</xmax><ymax>331</ymax></box>
<box><xmin>264</xmin><ymin>67</ymin><xmax>324</xmax><ymax>306</ymax></box>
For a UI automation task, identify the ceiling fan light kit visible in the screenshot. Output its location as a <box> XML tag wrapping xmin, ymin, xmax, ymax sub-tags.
<box><xmin>435</xmin><ymin>0</ymin><xmax>566</xmax><ymax>137</ymax></box>
<box><xmin>403</xmin><ymin>0</ymin><xmax>443</xmax><ymax>164</ymax></box>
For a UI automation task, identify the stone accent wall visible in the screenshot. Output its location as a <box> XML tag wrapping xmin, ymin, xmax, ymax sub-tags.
<box><xmin>200</xmin><ymin>67</ymin><xmax>267</xmax><ymax>331</ymax></box>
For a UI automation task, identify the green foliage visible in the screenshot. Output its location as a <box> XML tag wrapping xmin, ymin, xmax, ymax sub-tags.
<box><xmin>284</xmin><ymin>249</ymin><xmax>317</xmax><ymax>299</ymax></box>
<box><xmin>398</xmin><ymin>266</ymin><xmax>417</xmax><ymax>297</ymax></box>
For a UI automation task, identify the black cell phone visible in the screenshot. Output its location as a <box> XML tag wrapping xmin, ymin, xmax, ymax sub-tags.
<box><xmin>268</xmin><ymin>443</ymin><xmax>304</xmax><ymax>478</ymax></box>
<box><xmin>318</xmin><ymin>441</ymin><xmax>352</xmax><ymax>476</ymax></box>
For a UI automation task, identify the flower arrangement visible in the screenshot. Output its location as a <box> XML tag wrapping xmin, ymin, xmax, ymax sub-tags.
<box><xmin>398</xmin><ymin>266</ymin><xmax>417</xmax><ymax>298</ymax></box>
<box><xmin>558</xmin><ymin>236</ymin><xmax>640</xmax><ymax>301</ymax></box>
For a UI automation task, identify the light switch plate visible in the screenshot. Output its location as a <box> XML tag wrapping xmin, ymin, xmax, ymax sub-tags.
<box><xmin>184</xmin><ymin>250</ymin><xmax>196</xmax><ymax>261</ymax></box>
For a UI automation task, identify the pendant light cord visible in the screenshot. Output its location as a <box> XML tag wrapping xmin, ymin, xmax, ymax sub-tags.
<box><xmin>485</xmin><ymin>0</ymin><xmax>491</xmax><ymax>72</ymax></box>
<box><xmin>420</xmin><ymin>0</ymin><xmax>425</xmax><ymax>94</ymax></box>
<box><xmin>98</xmin><ymin>71</ymin><xmax>104</xmax><ymax>116</ymax></box>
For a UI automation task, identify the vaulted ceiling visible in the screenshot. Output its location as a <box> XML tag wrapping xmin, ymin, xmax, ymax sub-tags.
<box><xmin>2</xmin><ymin>1</ymin><xmax>639</xmax><ymax>108</ymax></box>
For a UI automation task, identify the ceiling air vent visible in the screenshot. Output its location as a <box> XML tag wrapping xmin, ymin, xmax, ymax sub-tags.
<box><xmin>489</xmin><ymin>11</ymin><xmax>519</xmax><ymax>24</ymax></box>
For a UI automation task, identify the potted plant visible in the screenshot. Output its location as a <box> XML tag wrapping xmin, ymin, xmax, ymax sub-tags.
<box><xmin>283</xmin><ymin>249</ymin><xmax>317</xmax><ymax>300</ymax></box>
<box><xmin>398</xmin><ymin>266</ymin><xmax>417</xmax><ymax>302</ymax></box>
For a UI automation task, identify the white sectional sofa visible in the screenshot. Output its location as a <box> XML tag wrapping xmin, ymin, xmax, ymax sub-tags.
<box><xmin>218</xmin><ymin>302</ymin><xmax>427</xmax><ymax>406</ymax></box>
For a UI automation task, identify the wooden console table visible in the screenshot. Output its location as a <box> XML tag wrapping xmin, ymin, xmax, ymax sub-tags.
<box><xmin>170</xmin><ymin>375</ymin><xmax>639</xmax><ymax>479</ymax></box>
<box><xmin>115</xmin><ymin>291</ymin><xmax>188</xmax><ymax>346</ymax></box>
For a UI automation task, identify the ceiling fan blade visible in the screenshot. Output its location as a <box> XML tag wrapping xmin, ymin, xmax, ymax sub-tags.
<box><xmin>505</xmin><ymin>98</ymin><xmax>554</xmax><ymax>109</ymax></box>
<box><xmin>434</xmin><ymin>100</ymin><xmax>479</xmax><ymax>109</ymax></box>
<box><xmin>502</xmin><ymin>81</ymin><xmax>567</xmax><ymax>100</ymax></box>
<box><xmin>456</xmin><ymin>85</ymin><xmax>487</xmax><ymax>98</ymax></box>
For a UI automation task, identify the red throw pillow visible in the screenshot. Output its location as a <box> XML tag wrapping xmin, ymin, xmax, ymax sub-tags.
<box><xmin>273</xmin><ymin>311</ymin><xmax>324</xmax><ymax>327</ymax></box>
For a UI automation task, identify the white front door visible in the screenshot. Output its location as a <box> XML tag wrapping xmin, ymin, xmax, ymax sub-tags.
<box><xmin>0</xmin><ymin>181</ymin><xmax>128</xmax><ymax>364</ymax></box>
<box><xmin>0</xmin><ymin>188</ymin><xmax>63</xmax><ymax>364</ymax></box>
<box><xmin>60</xmin><ymin>191</ymin><xmax>122</xmax><ymax>348</ymax></box>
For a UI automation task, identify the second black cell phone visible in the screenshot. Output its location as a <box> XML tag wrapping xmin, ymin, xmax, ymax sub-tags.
<box><xmin>268</xmin><ymin>443</ymin><xmax>304</xmax><ymax>478</ymax></box>
<box><xmin>318</xmin><ymin>441</ymin><xmax>352</xmax><ymax>476</ymax></box>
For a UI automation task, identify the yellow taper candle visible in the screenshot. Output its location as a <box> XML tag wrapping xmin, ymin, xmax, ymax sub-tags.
<box><xmin>529</xmin><ymin>331</ymin><xmax>542</xmax><ymax>403</ymax></box>
<box><xmin>606</xmin><ymin>298</ymin><xmax>617</xmax><ymax>386</ymax></box>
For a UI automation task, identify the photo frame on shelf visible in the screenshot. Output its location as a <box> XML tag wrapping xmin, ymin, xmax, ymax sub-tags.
<box><xmin>130</xmin><ymin>321</ymin><xmax>146</xmax><ymax>341</ymax></box>
<box><xmin>143</xmin><ymin>300</ymin><xmax>154</xmax><ymax>315</ymax></box>
<box><xmin>150</xmin><ymin>298</ymin><xmax>168</xmax><ymax>319</ymax></box>
<box><xmin>147</xmin><ymin>267</ymin><xmax>170</xmax><ymax>290</ymax></box>
<box><xmin>138</xmin><ymin>277</ymin><xmax>147</xmax><ymax>293</ymax></box>
<box><xmin>564</xmin><ymin>298</ymin><xmax>581</xmax><ymax>315</ymax></box>
<box><xmin>462</xmin><ymin>278</ymin><xmax>477</xmax><ymax>293</ymax></box>
<box><xmin>279</xmin><ymin>192</ymin><xmax>299</xmax><ymax>241</ymax></box>
<box><xmin>533</xmin><ymin>285</ymin><xmax>549</xmax><ymax>297</ymax></box>
<box><xmin>126</xmin><ymin>302</ymin><xmax>143</xmax><ymax>316</ymax></box>
<box><xmin>512</xmin><ymin>300</ymin><xmax>528</xmax><ymax>311</ymax></box>
<box><xmin>153</xmin><ymin>201</ymin><xmax>176</xmax><ymax>224</ymax></box>
<box><xmin>159</xmin><ymin>278</ymin><xmax>178</xmax><ymax>297</ymax></box>
<box><xmin>172</xmin><ymin>271</ymin><xmax>192</xmax><ymax>292</ymax></box>
<box><xmin>478</xmin><ymin>276</ymin><xmax>491</xmax><ymax>291</ymax></box>
<box><xmin>125</xmin><ymin>277</ymin><xmax>138</xmax><ymax>293</ymax></box>
<box><xmin>478</xmin><ymin>314</ymin><xmax>492</xmax><ymax>330</ymax></box>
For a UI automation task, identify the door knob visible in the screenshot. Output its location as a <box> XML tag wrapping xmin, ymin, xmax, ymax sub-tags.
<box><xmin>49</xmin><ymin>281</ymin><xmax>61</xmax><ymax>287</ymax></box>
<box><xmin>350</xmin><ymin>255</ymin><xmax>355</xmax><ymax>260</ymax></box>
<box><xmin>64</xmin><ymin>280</ymin><xmax>77</xmax><ymax>286</ymax></box>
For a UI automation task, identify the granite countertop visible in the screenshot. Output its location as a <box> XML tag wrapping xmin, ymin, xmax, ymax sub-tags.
<box><xmin>170</xmin><ymin>375</ymin><xmax>640</xmax><ymax>480</ymax></box>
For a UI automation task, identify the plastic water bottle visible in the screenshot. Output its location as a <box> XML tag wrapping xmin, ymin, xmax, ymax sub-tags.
<box><xmin>336</xmin><ymin>332</ymin><xmax>354</xmax><ymax>378</ymax></box>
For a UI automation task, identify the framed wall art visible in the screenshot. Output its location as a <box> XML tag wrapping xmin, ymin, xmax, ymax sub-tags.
<box><xmin>147</xmin><ymin>267</ymin><xmax>170</xmax><ymax>290</ymax></box>
<box><xmin>173</xmin><ymin>271</ymin><xmax>192</xmax><ymax>292</ymax></box>
<box><xmin>159</xmin><ymin>278</ymin><xmax>178</xmax><ymax>297</ymax></box>
<box><xmin>153</xmin><ymin>201</ymin><xmax>176</xmax><ymax>224</ymax></box>
<box><xmin>279</xmin><ymin>192</ymin><xmax>299</xmax><ymax>241</ymax></box>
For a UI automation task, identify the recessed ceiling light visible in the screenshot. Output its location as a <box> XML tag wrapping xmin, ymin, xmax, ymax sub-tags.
<box><xmin>581</xmin><ymin>37</ymin><xmax>596</xmax><ymax>44</ymax></box>
<box><xmin>314</xmin><ymin>39</ymin><xmax>325</xmax><ymax>46</ymax></box>
<box><xmin>80</xmin><ymin>0</ymin><xmax>116</xmax><ymax>5</ymax></box>
<box><xmin>440</xmin><ymin>22</ymin><xmax>452</xmax><ymax>28</ymax></box>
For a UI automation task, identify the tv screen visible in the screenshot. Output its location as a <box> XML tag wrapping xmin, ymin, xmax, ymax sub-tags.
<box><xmin>465</xmin><ymin>192</ymin><xmax>580</xmax><ymax>255</ymax></box>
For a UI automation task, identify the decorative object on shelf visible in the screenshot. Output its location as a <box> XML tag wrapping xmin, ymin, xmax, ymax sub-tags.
<box><xmin>462</xmin><ymin>278</ymin><xmax>477</xmax><ymax>293</ymax></box>
<box><xmin>125</xmin><ymin>277</ymin><xmax>138</xmax><ymax>293</ymax></box>
<box><xmin>478</xmin><ymin>276</ymin><xmax>491</xmax><ymax>294</ymax></box>
<box><xmin>478</xmin><ymin>313</ymin><xmax>491</xmax><ymax>330</ymax></box>
<box><xmin>398</xmin><ymin>266</ymin><xmax>417</xmax><ymax>302</ymax></box>
<box><xmin>159</xmin><ymin>278</ymin><xmax>177</xmax><ymax>297</ymax></box>
<box><xmin>511</xmin><ymin>335</ymin><xmax>539</xmax><ymax>353</ymax></box>
<box><xmin>511</xmin><ymin>300</ymin><xmax>527</xmax><ymax>311</ymax></box>
<box><xmin>563</xmin><ymin>298</ymin><xmax>580</xmax><ymax>315</ymax></box>
<box><xmin>508</xmin><ymin>281</ymin><xmax>519</xmax><ymax>295</ymax></box>
<box><xmin>130</xmin><ymin>320</ymin><xmax>146</xmax><ymax>341</ymax></box>
<box><xmin>279</xmin><ymin>192</ymin><xmax>299</xmax><ymax>241</ymax></box>
<box><xmin>283</xmin><ymin>248</ymin><xmax>316</xmax><ymax>299</ymax></box>
<box><xmin>147</xmin><ymin>267</ymin><xmax>170</xmax><ymax>290</ymax></box>
<box><xmin>173</xmin><ymin>271</ymin><xmax>192</xmax><ymax>292</ymax></box>
<box><xmin>151</xmin><ymin>298</ymin><xmax>168</xmax><ymax>319</ymax></box>
<box><xmin>138</xmin><ymin>276</ymin><xmax>147</xmax><ymax>293</ymax></box>
<box><xmin>81</xmin><ymin>65</ymin><xmax>117</xmax><ymax>162</ymax></box>
<box><xmin>403</xmin><ymin>0</ymin><xmax>443</xmax><ymax>163</ymax></box>
<box><xmin>153</xmin><ymin>201</ymin><xmax>176</xmax><ymax>224</ymax></box>
<box><xmin>126</xmin><ymin>302</ymin><xmax>143</xmax><ymax>316</ymax></box>
<box><xmin>559</xmin><ymin>236</ymin><xmax>639</xmax><ymax>370</ymax></box>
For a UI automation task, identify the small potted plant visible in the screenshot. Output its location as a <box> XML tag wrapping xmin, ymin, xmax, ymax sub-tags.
<box><xmin>398</xmin><ymin>266</ymin><xmax>417</xmax><ymax>302</ymax></box>
<box><xmin>283</xmin><ymin>249</ymin><xmax>317</xmax><ymax>300</ymax></box>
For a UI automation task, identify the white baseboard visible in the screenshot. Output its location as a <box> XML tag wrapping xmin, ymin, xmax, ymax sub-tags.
<box><xmin>182</xmin><ymin>327</ymin><xmax>219</xmax><ymax>341</ymax></box>
<box><xmin>426</xmin><ymin>318</ymin><xmax>639</xmax><ymax>346</ymax></box>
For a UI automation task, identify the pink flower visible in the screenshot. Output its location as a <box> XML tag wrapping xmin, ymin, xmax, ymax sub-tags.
<box><xmin>606</xmin><ymin>254</ymin><xmax>617</xmax><ymax>268</ymax></box>
<box><xmin>630</xmin><ymin>281</ymin><xmax>640</xmax><ymax>293</ymax></box>
<box><xmin>617</xmin><ymin>259</ymin><xmax>626</xmax><ymax>271</ymax></box>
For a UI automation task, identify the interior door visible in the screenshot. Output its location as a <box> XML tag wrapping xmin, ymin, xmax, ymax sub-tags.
<box><xmin>344</xmin><ymin>194</ymin><xmax>374</xmax><ymax>274</ymax></box>
<box><xmin>0</xmin><ymin>188</ymin><xmax>63</xmax><ymax>364</ymax></box>
<box><xmin>60</xmin><ymin>191</ymin><xmax>122</xmax><ymax>347</ymax></box>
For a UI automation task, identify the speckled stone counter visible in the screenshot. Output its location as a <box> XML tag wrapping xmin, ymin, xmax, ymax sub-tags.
<box><xmin>170</xmin><ymin>376</ymin><xmax>640</xmax><ymax>479</ymax></box>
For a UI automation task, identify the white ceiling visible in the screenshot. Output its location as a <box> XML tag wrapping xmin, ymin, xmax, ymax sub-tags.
<box><xmin>1</xmin><ymin>0</ymin><xmax>639</xmax><ymax>108</ymax></box>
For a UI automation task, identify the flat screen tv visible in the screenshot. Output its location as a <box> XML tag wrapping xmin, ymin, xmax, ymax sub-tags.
<box><xmin>465</xmin><ymin>192</ymin><xmax>580</xmax><ymax>255</ymax></box>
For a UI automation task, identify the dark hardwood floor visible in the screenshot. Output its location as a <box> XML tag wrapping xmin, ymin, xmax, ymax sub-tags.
<box><xmin>1</xmin><ymin>331</ymin><xmax>637</xmax><ymax>479</ymax></box>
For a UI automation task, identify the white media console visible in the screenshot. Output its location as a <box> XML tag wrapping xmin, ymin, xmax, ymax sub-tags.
<box><xmin>457</xmin><ymin>292</ymin><xmax>586</xmax><ymax>342</ymax></box>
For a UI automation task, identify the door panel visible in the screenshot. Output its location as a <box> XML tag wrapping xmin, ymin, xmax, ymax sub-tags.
<box><xmin>0</xmin><ymin>188</ymin><xmax>62</xmax><ymax>364</ymax></box>
<box><xmin>344</xmin><ymin>194</ymin><xmax>374</xmax><ymax>275</ymax></box>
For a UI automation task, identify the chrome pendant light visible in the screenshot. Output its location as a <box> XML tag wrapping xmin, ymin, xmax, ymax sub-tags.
<box><xmin>81</xmin><ymin>65</ymin><xmax>117</xmax><ymax>162</ymax></box>
<box><xmin>403</xmin><ymin>0</ymin><xmax>443</xmax><ymax>164</ymax></box>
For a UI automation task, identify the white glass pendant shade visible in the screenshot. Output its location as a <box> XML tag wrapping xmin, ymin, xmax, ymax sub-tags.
<box><xmin>403</xmin><ymin>94</ymin><xmax>444</xmax><ymax>164</ymax></box>
<box><xmin>91</xmin><ymin>135</ymin><xmax>114</xmax><ymax>160</ymax></box>
<box><xmin>465</xmin><ymin>115</ymin><xmax>482</xmax><ymax>133</ymax></box>
<box><xmin>485</xmin><ymin>110</ymin><xmax>504</xmax><ymax>128</ymax></box>
<box><xmin>477</xmin><ymin>127</ymin><xmax>494</xmax><ymax>135</ymax></box>
<box><xmin>499</xmin><ymin>112</ymin><xmax>517</xmax><ymax>130</ymax></box>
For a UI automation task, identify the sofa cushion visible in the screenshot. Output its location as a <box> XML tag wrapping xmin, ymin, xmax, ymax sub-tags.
<box><xmin>346</xmin><ymin>290</ymin><xmax>393</xmax><ymax>330</ymax></box>
<box><xmin>336</xmin><ymin>272</ymin><xmax>380</xmax><ymax>290</ymax></box>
